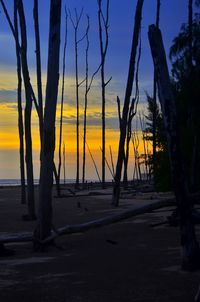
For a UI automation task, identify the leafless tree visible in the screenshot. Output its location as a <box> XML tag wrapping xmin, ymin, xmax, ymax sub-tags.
<box><xmin>58</xmin><ymin>7</ymin><xmax>68</xmax><ymax>193</ymax></box>
<box><xmin>69</xmin><ymin>8</ymin><xmax>86</xmax><ymax>188</ymax></box>
<box><xmin>123</xmin><ymin>34</ymin><xmax>141</xmax><ymax>188</ymax></box>
<box><xmin>86</xmin><ymin>141</ymin><xmax>101</xmax><ymax>183</ymax></box>
<box><xmin>109</xmin><ymin>145</ymin><xmax>115</xmax><ymax>176</ymax></box>
<box><xmin>82</xmin><ymin>16</ymin><xmax>102</xmax><ymax>185</ymax></box>
<box><xmin>17</xmin><ymin>0</ymin><xmax>36</xmax><ymax>219</ymax></box>
<box><xmin>34</xmin><ymin>0</ymin><xmax>62</xmax><ymax>245</ymax></box>
<box><xmin>152</xmin><ymin>0</ymin><xmax>161</xmax><ymax>183</ymax></box>
<box><xmin>97</xmin><ymin>0</ymin><xmax>111</xmax><ymax>188</ymax></box>
<box><xmin>33</xmin><ymin>0</ymin><xmax>43</xmax><ymax>142</ymax></box>
<box><xmin>149</xmin><ymin>24</ymin><xmax>200</xmax><ymax>271</ymax></box>
<box><xmin>112</xmin><ymin>0</ymin><xmax>144</xmax><ymax>206</ymax></box>
<box><xmin>1</xmin><ymin>0</ymin><xmax>41</xmax><ymax>218</ymax></box>
<box><xmin>63</xmin><ymin>141</ymin><xmax>66</xmax><ymax>185</ymax></box>
<box><xmin>14</xmin><ymin>1</ymin><xmax>26</xmax><ymax>204</ymax></box>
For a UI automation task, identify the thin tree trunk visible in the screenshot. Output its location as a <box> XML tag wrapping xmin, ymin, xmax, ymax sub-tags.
<box><xmin>152</xmin><ymin>0</ymin><xmax>161</xmax><ymax>183</ymax></box>
<box><xmin>123</xmin><ymin>35</ymin><xmax>141</xmax><ymax>188</ymax></box>
<box><xmin>14</xmin><ymin>2</ymin><xmax>26</xmax><ymax>204</ymax></box>
<box><xmin>148</xmin><ymin>24</ymin><xmax>200</xmax><ymax>271</ymax></box>
<box><xmin>82</xmin><ymin>17</ymin><xmax>90</xmax><ymax>185</ymax></box>
<box><xmin>34</xmin><ymin>0</ymin><xmax>61</xmax><ymax>245</ymax></box>
<box><xmin>109</xmin><ymin>146</ymin><xmax>115</xmax><ymax>176</ymax></box>
<box><xmin>82</xmin><ymin>16</ymin><xmax>101</xmax><ymax>186</ymax></box>
<box><xmin>112</xmin><ymin>0</ymin><xmax>144</xmax><ymax>206</ymax></box>
<box><xmin>97</xmin><ymin>0</ymin><xmax>110</xmax><ymax>188</ymax></box>
<box><xmin>63</xmin><ymin>142</ymin><xmax>66</xmax><ymax>185</ymax></box>
<box><xmin>58</xmin><ymin>8</ymin><xmax>68</xmax><ymax>192</ymax></box>
<box><xmin>33</xmin><ymin>0</ymin><xmax>43</xmax><ymax>142</ymax></box>
<box><xmin>69</xmin><ymin>9</ymin><xmax>86</xmax><ymax>188</ymax></box>
<box><xmin>17</xmin><ymin>0</ymin><xmax>36</xmax><ymax>219</ymax></box>
<box><xmin>86</xmin><ymin>141</ymin><xmax>101</xmax><ymax>183</ymax></box>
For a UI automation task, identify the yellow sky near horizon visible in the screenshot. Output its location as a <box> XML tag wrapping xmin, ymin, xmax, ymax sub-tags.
<box><xmin>0</xmin><ymin>68</ymin><xmax>151</xmax><ymax>180</ymax></box>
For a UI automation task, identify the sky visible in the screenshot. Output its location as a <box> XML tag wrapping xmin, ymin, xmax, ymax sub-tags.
<box><xmin>0</xmin><ymin>0</ymin><xmax>191</xmax><ymax>181</ymax></box>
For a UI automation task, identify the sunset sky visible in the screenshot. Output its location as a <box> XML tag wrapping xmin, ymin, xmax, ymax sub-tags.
<box><xmin>0</xmin><ymin>0</ymin><xmax>190</xmax><ymax>181</ymax></box>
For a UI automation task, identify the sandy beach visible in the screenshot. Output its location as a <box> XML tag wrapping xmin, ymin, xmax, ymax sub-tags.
<box><xmin>0</xmin><ymin>185</ymin><xmax>199</xmax><ymax>302</ymax></box>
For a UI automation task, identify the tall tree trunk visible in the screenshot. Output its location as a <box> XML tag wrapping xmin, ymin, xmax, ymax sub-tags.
<box><xmin>34</xmin><ymin>0</ymin><xmax>61</xmax><ymax>244</ymax></box>
<box><xmin>14</xmin><ymin>2</ymin><xmax>26</xmax><ymax>205</ymax></box>
<box><xmin>58</xmin><ymin>8</ymin><xmax>68</xmax><ymax>192</ymax></box>
<box><xmin>112</xmin><ymin>0</ymin><xmax>144</xmax><ymax>206</ymax></box>
<box><xmin>148</xmin><ymin>25</ymin><xmax>200</xmax><ymax>271</ymax></box>
<box><xmin>69</xmin><ymin>9</ymin><xmax>85</xmax><ymax>188</ymax></box>
<box><xmin>97</xmin><ymin>0</ymin><xmax>110</xmax><ymax>188</ymax></box>
<box><xmin>82</xmin><ymin>17</ymin><xmax>90</xmax><ymax>186</ymax></box>
<box><xmin>33</xmin><ymin>0</ymin><xmax>43</xmax><ymax>142</ymax></box>
<box><xmin>152</xmin><ymin>0</ymin><xmax>161</xmax><ymax>183</ymax></box>
<box><xmin>17</xmin><ymin>0</ymin><xmax>36</xmax><ymax>219</ymax></box>
<box><xmin>123</xmin><ymin>34</ymin><xmax>141</xmax><ymax>188</ymax></box>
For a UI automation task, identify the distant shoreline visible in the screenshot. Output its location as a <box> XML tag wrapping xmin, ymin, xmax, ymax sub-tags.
<box><xmin>0</xmin><ymin>179</ymin><xmax>115</xmax><ymax>189</ymax></box>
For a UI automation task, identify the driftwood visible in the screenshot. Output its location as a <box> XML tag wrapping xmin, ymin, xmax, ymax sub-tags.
<box><xmin>0</xmin><ymin>199</ymin><xmax>175</xmax><ymax>245</ymax></box>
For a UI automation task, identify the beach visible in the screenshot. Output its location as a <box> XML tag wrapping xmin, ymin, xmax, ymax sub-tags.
<box><xmin>0</xmin><ymin>185</ymin><xmax>199</xmax><ymax>302</ymax></box>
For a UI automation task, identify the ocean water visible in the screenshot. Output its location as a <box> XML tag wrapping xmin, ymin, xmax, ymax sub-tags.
<box><xmin>0</xmin><ymin>179</ymin><xmax>77</xmax><ymax>187</ymax></box>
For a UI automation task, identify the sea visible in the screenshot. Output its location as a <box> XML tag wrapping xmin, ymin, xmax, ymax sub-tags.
<box><xmin>0</xmin><ymin>179</ymin><xmax>77</xmax><ymax>187</ymax></box>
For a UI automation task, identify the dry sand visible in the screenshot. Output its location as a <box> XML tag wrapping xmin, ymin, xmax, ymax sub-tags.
<box><xmin>0</xmin><ymin>185</ymin><xmax>200</xmax><ymax>302</ymax></box>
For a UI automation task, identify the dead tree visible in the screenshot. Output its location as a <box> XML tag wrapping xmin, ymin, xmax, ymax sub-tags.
<box><xmin>123</xmin><ymin>35</ymin><xmax>141</xmax><ymax>188</ymax></box>
<box><xmin>109</xmin><ymin>146</ymin><xmax>115</xmax><ymax>176</ymax></box>
<box><xmin>34</xmin><ymin>0</ymin><xmax>62</xmax><ymax>244</ymax></box>
<box><xmin>86</xmin><ymin>141</ymin><xmax>101</xmax><ymax>183</ymax></box>
<box><xmin>17</xmin><ymin>0</ymin><xmax>36</xmax><ymax>219</ymax></box>
<box><xmin>97</xmin><ymin>0</ymin><xmax>111</xmax><ymax>188</ymax></box>
<box><xmin>69</xmin><ymin>8</ymin><xmax>86</xmax><ymax>188</ymax></box>
<box><xmin>58</xmin><ymin>8</ymin><xmax>68</xmax><ymax>193</ymax></box>
<box><xmin>63</xmin><ymin>142</ymin><xmax>66</xmax><ymax>185</ymax></box>
<box><xmin>152</xmin><ymin>0</ymin><xmax>161</xmax><ymax>183</ymax></box>
<box><xmin>33</xmin><ymin>0</ymin><xmax>60</xmax><ymax>195</ymax></box>
<box><xmin>33</xmin><ymin>0</ymin><xmax>43</xmax><ymax>142</ymax></box>
<box><xmin>1</xmin><ymin>0</ymin><xmax>39</xmax><ymax>217</ymax></box>
<box><xmin>112</xmin><ymin>0</ymin><xmax>144</xmax><ymax>206</ymax></box>
<box><xmin>148</xmin><ymin>24</ymin><xmax>200</xmax><ymax>271</ymax></box>
<box><xmin>82</xmin><ymin>16</ymin><xmax>90</xmax><ymax>185</ymax></box>
<box><xmin>14</xmin><ymin>1</ymin><xmax>26</xmax><ymax>204</ymax></box>
<box><xmin>82</xmin><ymin>16</ymin><xmax>101</xmax><ymax>185</ymax></box>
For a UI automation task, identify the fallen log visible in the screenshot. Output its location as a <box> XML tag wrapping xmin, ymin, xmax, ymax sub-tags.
<box><xmin>41</xmin><ymin>199</ymin><xmax>175</xmax><ymax>244</ymax></box>
<box><xmin>0</xmin><ymin>199</ymin><xmax>175</xmax><ymax>245</ymax></box>
<box><xmin>1</xmin><ymin>193</ymin><xmax>200</xmax><ymax>246</ymax></box>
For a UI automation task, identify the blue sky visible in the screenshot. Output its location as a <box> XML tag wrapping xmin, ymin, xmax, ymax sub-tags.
<box><xmin>0</xmin><ymin>0</ymin><xmax>193</xmax><ymax>180</ymax></box>
<box><xmin>0</xmin><ymin>0</ymin><xmax>190</xmax><ymax>102</ymax></box>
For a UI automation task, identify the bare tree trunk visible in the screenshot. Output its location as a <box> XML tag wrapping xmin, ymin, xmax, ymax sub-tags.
<box><xmin>82</xmin><ymin>16</ymin><xmax>101</xmax><ymax>186</ymax></box>
<box><xmin>123</xmin><ymin>35</ymin><xmax>141</xmax><ymax>188</ymax></box>
<box><xmin>152</xmin><ymin>0</ymin><xmax>161</xmax><ymax>183</ymax></box>
<box><xmin>58</xmin><ymin>8</ymin><xmax>68</xmax><ymax>193</ymax></box>
<box><xmin>33</xmin><ymin>0</ymin><xmax>43</xmax><ymax>142</ymax></box>
<box><xmin>148</xmin><ymin>25</ymin><xmax>200</xmax><ymax>271</ymax></box>
<box><xmin>82</xmin><ymin>17</ymin><xmax>90</xmax><ymax>186</ymax></box>
<box><xmin>69</xmin><ymin>9</ymin><xmax>86</xmax><ymax>188</ymax></box>
<box><xmin>112</xmin><ymin>0</ymin><xmax>144</xmax><ymax>206</ymax></box>
<box><xmin>97</xmin><ymin>0</ymin><xmax>111</xmax><ymax>188</ymax></box>
<box><xmin>63</xmin><ymin>142</ymin><xmax>66</xmax><ymax>185</ymax></box>
<box><xmin>109</xmin><ymin>146</ymin><xmax>115</xmax><ymax>176</ymax></box>
<box><xmin>17</xmin><ymin>0</ymin><xmax>36</xmax><ymax>219</ymax></box>
<box><xmin>14</xmin><ymin>2</ymin><xmax>26</xmax><ymax>205</ymax></box>
<box><xmin>34</xmin><ymin>0</ymin><xmax>61</xmax><ymax>245</ymax></box>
